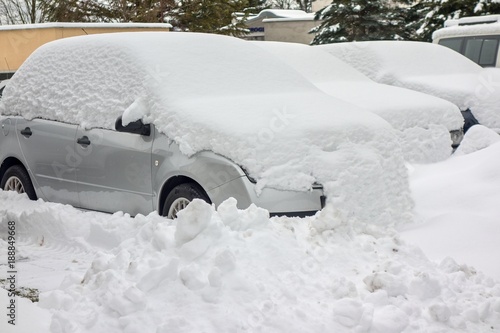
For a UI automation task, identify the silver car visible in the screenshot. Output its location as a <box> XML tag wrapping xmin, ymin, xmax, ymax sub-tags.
<box><xmin>0</xmin><ymin>115</ymin><xmax>324</xmax><ymax>218</ymax></box>
<box><xmin>0</xmin><ymin>34</ymin><xmax>337</xmax><ymax>218</ymax></box>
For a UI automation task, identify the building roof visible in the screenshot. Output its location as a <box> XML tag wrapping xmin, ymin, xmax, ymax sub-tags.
<box><xmin>0</xmin><ymin>22</ymin><xmax>172</xmax><ymax>31</ymax></box>
<box><xmin>246</xmin><ymin>9</ymin><xmax>312</xmax><ymax>24</ymax></box>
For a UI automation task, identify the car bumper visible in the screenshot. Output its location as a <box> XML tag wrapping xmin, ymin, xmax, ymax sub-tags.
<box><xmin>207</xmin><ymin>175</ymin><xmax>324</xmax><ymax>217</ymax></box>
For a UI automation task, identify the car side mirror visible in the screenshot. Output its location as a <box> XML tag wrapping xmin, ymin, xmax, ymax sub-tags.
<box><xmin>115</xmin><ymin>116</ymin><xmax>151</xmax><ymax>136</ymax></box>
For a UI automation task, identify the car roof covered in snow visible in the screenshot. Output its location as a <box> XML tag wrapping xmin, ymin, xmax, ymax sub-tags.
<box><xmin>255</xmin><ymin>41</ymin><xmax>463</xmax><ymax>132</ymax></box>
<box><xmin>320</xmin><ymin>41</ymin><xmax>500</xmax><ymax>132</ymax></box>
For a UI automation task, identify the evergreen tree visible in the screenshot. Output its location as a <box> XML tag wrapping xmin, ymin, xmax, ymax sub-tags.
<box><xmin>245</xmin><ymin>0</ymin><xmax>268</xmax><ymax>14</ymax></box>
<box><xmin>310</xmin><ymin>0</ymin><xmax>408</xmax><ymax>45</ymax></box>
<box><xmin>173</xmin><ymin>0</ymin><xmax>249</xmax><ymax>36</ymax></box>
<box><xmin>104</xmin><ymin>0</ymin><xmax>175</xmax><ymax>23</ymax></box>
<box><xmin>407</xmin><ymin>0</ymin><xmax>500</xmax><ymax>42</ymax></box>
<box><xmin>41</xmin><ymin>0</ymin><xmax>114</xmax><ymax>22</ymax></box>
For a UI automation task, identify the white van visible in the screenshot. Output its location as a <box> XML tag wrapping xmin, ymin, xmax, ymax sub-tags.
<box><xmin>433</xmin><ymin>15</ymin><xmax>500</xmax><ymax>68</ymax></box>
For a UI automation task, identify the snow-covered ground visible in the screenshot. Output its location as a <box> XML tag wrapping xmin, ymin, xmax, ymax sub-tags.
<box><xmin>1</xmin><ymin>127</ymin><xmax>500</xmax><ymax>332</ymax></box>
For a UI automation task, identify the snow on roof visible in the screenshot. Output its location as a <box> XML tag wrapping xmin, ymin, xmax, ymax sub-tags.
<box><xmin>255</xmin><ymin>41</ymin><xmax>463</xmax><ymax>163</ymax></box>
<box><xmin>0</xmin><ymin>22</ymin><xmax>172</xmax><ymax>31</ymax></box>
<box><xmin>320</xmin><ymin>41</ymin><xmax>500</xmax><ymax>132</ymax></box>
<box><xmin>262</xmin><ymin>15</ymin><xmax>315</xmax><ymax>23</ymax></box>
<box><xmin>443</xmin><ymin>14</ymin><xmax>500</xmax><ymax>27</ymax></box>
<box><xmin>246</xmin><ymin>9</ymin><xmax>312</xmax><ymax>23</ymax></box>
<box><xmin>434</xmin><ymin>20</ymin><xmax>500</xmax><ymax>40</ymax></box>
<box><xmin>0</xmin><ymin>32</ymin><xmax>413</xmax><ymax>226</ymax></box>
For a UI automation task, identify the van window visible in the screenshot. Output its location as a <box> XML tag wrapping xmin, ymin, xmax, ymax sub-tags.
<box><xmin>439</xmin><ymin>36</ymin><xmax>499</xmax><ymax>67</ymax></box>
<box><xmin>438</xmin><ymin>38</ymin><xmax>463</xmax><ymax>53</ymax></box>
<box><xmin>464</xmin><ymin>39</ymin><xmax>482</xmax><ymax>63</ymax></box>
<box><xmin>479</xmin><ymin>39</ymin><xmax>499</xmax><ymax>66</ymax></box>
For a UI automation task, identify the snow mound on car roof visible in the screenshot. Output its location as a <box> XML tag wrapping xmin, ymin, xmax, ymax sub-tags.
<box><xmin>320</xmin><ymin>41</ymin><xmax>500</xmax><ymax>132</ymax></box>
<box><xmin>255</xmin><ymin>42</ymin><xmax>464</xmax><ymax>163</ymax></box>
<box><xmin>0</xmin><ymin>32</ymin><xmax>412</xmax><ymax>226</ymax></box>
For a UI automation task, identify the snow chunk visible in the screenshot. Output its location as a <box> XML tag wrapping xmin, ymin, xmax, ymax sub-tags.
<box><xmin>454</xmin><ymin>124</ymin><xmax>500</xmax><ymax>156</ymax></box>
<box><xmin>121</xmin><ymin>97</ymin><xmax>149</xmax><ymax>126</ymax></box>
<box><xmin>175</xmin><ymin>199</ymin><xmax>213</xmax><ymax>245</ymax></box>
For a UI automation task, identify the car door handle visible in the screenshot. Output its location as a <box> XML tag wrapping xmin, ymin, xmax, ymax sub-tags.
<box><xmin>77</xmin><ymin>136</ymin><xmax>91</xmax><ymax>146</ymax></box>
<box><xmin>20</xmin><ymin>127</ymin><xmax>32</xmax><ymax>137</ymax></box>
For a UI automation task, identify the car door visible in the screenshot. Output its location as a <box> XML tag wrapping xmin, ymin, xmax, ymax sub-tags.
<box><xmin>74</xmin><ymin>122</ymin><xmax>154</xmax><ymax>216</ymax></box>
<box><xmin>15</xmin><ymin>118</ymin><xmax>79</xmax><ymax>206</ymax></box>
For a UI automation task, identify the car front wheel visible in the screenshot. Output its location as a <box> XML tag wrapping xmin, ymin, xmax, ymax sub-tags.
<box><xmin>1</xmin><ymin>165</ymin><xmax>37</xmax><ymax>200</ymax></box>
<box><xmin>162</xmin><ymin>183</ymin><xmax>210</xmax><ymax>219</ymax></box>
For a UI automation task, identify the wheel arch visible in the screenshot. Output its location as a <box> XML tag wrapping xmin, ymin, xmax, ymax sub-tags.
<box><xmin>157</xmin><ymin>175</ymin><xmax>212</xmax><ymax>215</ymax></box>
<box><xmin>0</xmin><ymin>157</ymin><xmax>27</xmax><ymax>182</ymax></box>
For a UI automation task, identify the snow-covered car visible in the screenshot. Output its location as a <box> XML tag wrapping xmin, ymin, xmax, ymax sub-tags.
<box><xmin>320</xmin><ymin>41</ymin><xmax>500</xmax><ymax>133</ymax></box>
<box><xmin>254</xmin><ymin>41</ymin><xmax>464</xmax><ymax>163</ymax></box>
<box><xmin>0</xmin><ymin>32</ymin><xmax>408</xmax><ymax>220</ymax></box>
<box><xmin>0</xmin><ymin>79</ymin><xmax>8</xmax><ymax>98</ymax></box>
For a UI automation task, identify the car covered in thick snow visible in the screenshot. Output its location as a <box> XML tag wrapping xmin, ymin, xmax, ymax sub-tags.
<box><xmin>254</xmin><ymin>41</ymin><xmax>464</xmax><ymax>163</ymax></box>
<box><xmin>0</xmin><ymin>32</ymin><xmax>411</xmax><ymax>221</ymax></box>
<box><xmin>320</xmin><ymin>41</ymin><xmax>500</xmax><ymax>134</ymax></box>
<box><xmin>0</xmin><ymin>79</ymin><xmax>7</xmax><ymax>98</ymax></box>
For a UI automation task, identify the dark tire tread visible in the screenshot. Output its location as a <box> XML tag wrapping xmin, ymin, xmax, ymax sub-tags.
<box><xmin>162</xmin><ymin>183</ymin><xmax>210</xmax><ymax>217</ymax></box>
<box><xmin>1</xmin><ymin>165</ymin><xmax>37</xmax><ymax>200</ymax></box>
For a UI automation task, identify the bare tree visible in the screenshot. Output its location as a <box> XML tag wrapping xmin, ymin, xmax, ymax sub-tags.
<box><xmin>264</xmin><ymin>0</ymin><xmax>314</xmax><ymax>12</ymax></box>
<box><xmin>0</xmin><ymin>0</ymin><xmax>47</xmax><ymax>24</ymax></box>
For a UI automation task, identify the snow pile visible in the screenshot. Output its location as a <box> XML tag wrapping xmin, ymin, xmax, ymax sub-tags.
<box><xmin>320</xmin><ymin>41</ymin><xmax>500</xmax><ymax>132</ymax></box>
<box><xmin>1</xmin><ymin>192</ymin><xmax>500</xmax><ymax>332</ymax></box>
<box><xmin>257</xmin><ymin>42</ymin><xmax>464</xmax><ymax>163</ymax></box>
<box><xmin>0</xmin><ymin>32</ymin><xmax>413</xmax><ymax>226</ymax></box>
<box><xmin>454</xmin><ymin>124</ymin><xmax>500</xmax><ymax>156</ymax></box>
<box><xmin>402</xmin><ymin>139</ymin><xmax>500</xmax><ymax>279</ymax></box>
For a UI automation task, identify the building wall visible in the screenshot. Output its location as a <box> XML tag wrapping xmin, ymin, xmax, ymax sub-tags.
<box><xmin>312</xmin><ymin>0</ymin><xmax>330</xmax><ymax>12</ymax></box>
<box><xmin>264</xmin><ymin>20</ymin><xmax>318</xmax><ymax>44</ymax></box>
<box><xmin>0</xmin><ymin>25</ymin><xmax>170</xmax><ymax>72</ymax></box>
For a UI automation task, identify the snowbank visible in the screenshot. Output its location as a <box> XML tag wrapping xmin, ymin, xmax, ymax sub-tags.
<box><xmin>402</xmin><ymin>139</ymin><xmax>500</xmax><ymax>279</ymax></box>
<box><xmin>0</xmin><ymin>32</ymin><xmax>413</xmax><ymax>226</ymax></box>
<box><xmin>1</xmin><ymin>191</ymin><xmax>500</xmax><ymax>332</ymax></box>
<box><xmin>320</xmin><ymin>41</ymin><xmax>500</xmax><ymax>132</ymax></box>
<box><xmin>257</xmin><ymin>42</ymin><xmax>463</xmax><ymax>163</ymax></box>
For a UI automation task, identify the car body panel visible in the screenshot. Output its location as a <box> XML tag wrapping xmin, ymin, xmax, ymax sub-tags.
<box><xmin>0</xmin><ymin>116</ymin><xmax>324</xmax><ymax>216</ymax></box>
<box><xmin>75</xmin><ymin>126</ymin><xmax>154</xmax><ymax>216</ymax></box>
<box><xmin>15</xmin><ymin>118</ymin><xmax>80</xmax><ymax>206</ymax></box>
<box><xmin>208</xmin><ymin>176</ymin><xmax>323</xmax><ymax>215</ymax></box>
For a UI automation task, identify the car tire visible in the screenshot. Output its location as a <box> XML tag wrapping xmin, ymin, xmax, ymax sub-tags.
<box><xmin>162</xmin><ymin>183</ymin><xmax>210</xmax><ymax>219</ymax></box>
<box><xmin>1</xmin><ymin>165</ymin><xmax>37</xmax><ymax>200</ymax></box>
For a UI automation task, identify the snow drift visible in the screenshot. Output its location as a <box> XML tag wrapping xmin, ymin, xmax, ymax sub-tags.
<box><xmin>1</xmin><ymin>191</ymin><xmax>499</xmax><ymax>332</ymax></box>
